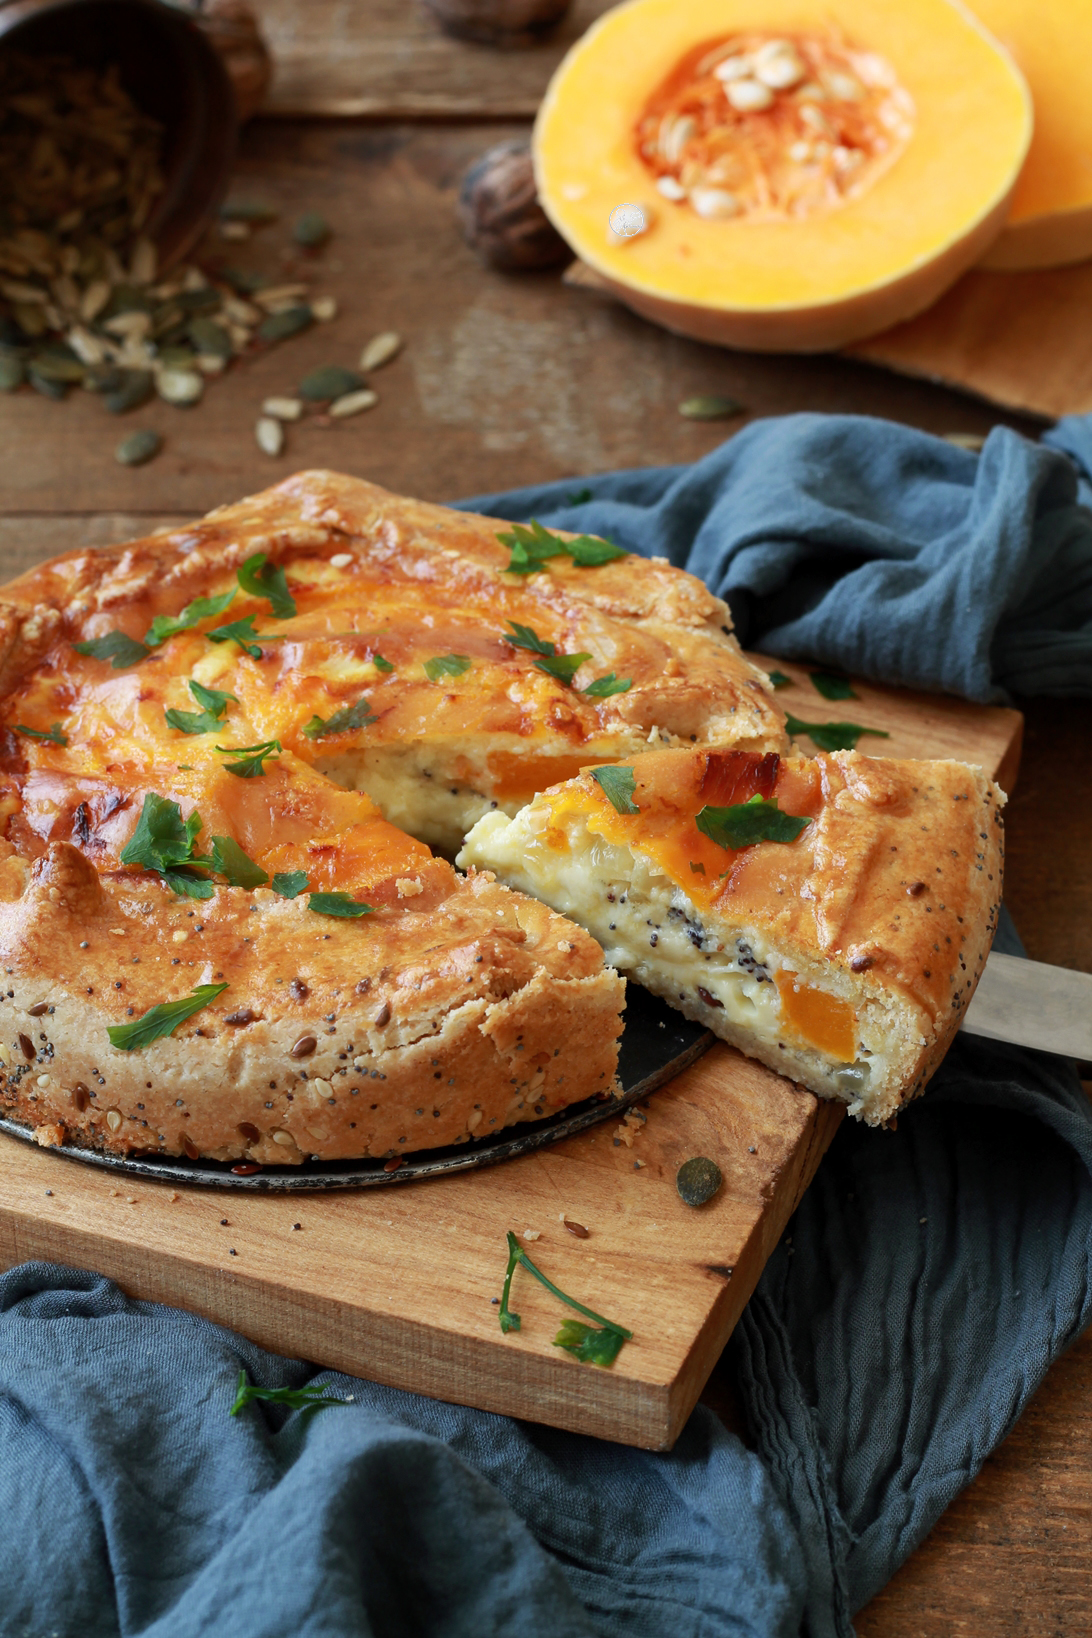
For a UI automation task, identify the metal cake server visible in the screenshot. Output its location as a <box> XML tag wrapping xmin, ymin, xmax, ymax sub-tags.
<box><xmin>962</xmin><ymin>952</ymin><xmax>1092</xmax><ymax>1061</ymax></box>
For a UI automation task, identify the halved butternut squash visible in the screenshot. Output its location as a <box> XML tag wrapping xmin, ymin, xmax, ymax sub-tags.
<box><xmin>968</xmin><ymin>0</ymin><xmax>1092</xmax><ymax>270</ymax></box>
<box><xmin>534</xmin><ymin>0</ymin><xmax>1032</xmax><ymax>351</ymax></box>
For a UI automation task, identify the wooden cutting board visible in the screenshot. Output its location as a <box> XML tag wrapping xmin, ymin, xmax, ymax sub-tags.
<box><xmin>0</xmin><ymin>657</ymin><xmax>1022</xmax><ymax>1449</ymax></box>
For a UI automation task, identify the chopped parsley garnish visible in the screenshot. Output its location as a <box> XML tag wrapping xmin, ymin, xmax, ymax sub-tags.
<box><xmin>497</xmin><ymin>519</ymin><xmax>626</xmax><ymax>575</ymax></box>
<box><xmin>15</xmin><ymin>723</ymin><xmax>67</xmax><ymax>746</ymax></box>
<box><xmin>165</xmin><ymin>676</ymin><xmax>237</xmax><ymax>736</ymax></box>
<box><xmin>272</xmin><ymin>870</ymin><xmax>309</xmax><ymax>899</ymax></box>
<box><xmin>230</xmin><ymin>1370</ymin><xmax>352</xmax><ymax>1419</ymax></box>
<box><xmin>120</xmin><ymin>793</ymin><xmax>214</xmax><ymax>898</ymax></box>
<box><xmin>696</xmin><ymin>794</ymin><xmax>810</xmax><ymax>850</ymax></box>
<box><xmin>589</xmin><ymin>765</ymin><xmax>639</xmax><ymax>815</ymax></box>
<box><xmin>689</xmin><ymin>861</ymin><xmax>706</xmax><ymax>875</ymax></box>
<box><xmin>582</xmin><ymin>673</ymin><xmax>632</xmax><ymax>698</ymax></box>
<box><xmin>238</xmin><ymin>551</ymin><xmax>297</xmax><ymax>620</ymax></box>
<box><xmin>785</xmin><ymin>714</ymin><xmax>890</xmax><ymax>753</ymax></box>
<box><xmin>766</xmin><ymin>671</ymin><xmax>793</xmax><ymax>689</ymax></box>
<box><xmin>502</xmin><ymin>621</ymin><xmax>591</xmax><ymax>686</ymax></box>
<box><xmin>308</xmin><ymin>891</ymin><xmax>373</xmax><ymax>918</ymax></box>
<box><xmin>209</xmin><ymin>835</ymin><xmax>268</xmax><ymax>890</ymax></box>
<box><xmin>423</xmin><ymin>654</ymin><xmax>471</xmax><ymax>682</ymax></box>
<box><xmin>144</xmin><ymin>590</ymin><xmax>236</xmax><ymax>647</ymax></box>
<box><xmin>215</xmin><ymin>739</ymin><xmax>281</xmax><ymax>778</ymax></box>
<box><xmin>73</xmin><ymin>631</ymin><xmax>150</xmax><ymax>669</ymax></box>
<box><xmin>302</xmin><ymin>698</ymin><xmax>378</xmax><ymax>738</ymax></box>
<box><xmin>107</xmin><ymin>982</ymin><xmax>228</xmax><ymax>1052</ymax></box>
<box><xmin>207</xmin><ymin>614</ymin><xmax>267</xmax><ymax>660</ymax></box>
<box><xmin>498</xmin><ymin>1232</ymin><xmax>631</xmax><ymax>1368</ymax></box>
<box><xmin>372</xmin><ymin>654</ymin><xmax>394</xmax><ymax>673</ymax></box>
<box><xmin>809</xmin><ymin>672</ymin><xmax>858</xmax><ymax>702</ymax></box>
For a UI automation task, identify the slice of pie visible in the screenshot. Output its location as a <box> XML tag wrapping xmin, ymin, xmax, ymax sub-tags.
<box><xmin>459</xmin><ymin>746</ymin><xmax>1005</xmax><ymax>1126</ymax></box>
<box><xmin>0</xmin><ymin>471</ymin><xmax>785</xmax><ymax>1164</ymax></box>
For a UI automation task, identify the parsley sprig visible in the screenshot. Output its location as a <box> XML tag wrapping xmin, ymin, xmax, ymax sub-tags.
<box><xmin>73</xmin><ymin>631</ymin><xmax>150</xmax><ymax>669</ymax></box>
<box><xmin>424</xmin><ymin>654</ymin><xmax>471</xmax><ymax>682</ymax></box>
<box><xmin>215</xmin><ymin>739</ymin><xmax>282</xmax><ymax>778</ymax></box>
<box><xmin>590</xmin><ymin>765</ymin><xmax>639</xmax><ymax>815</ymax></box>
<box><xmin>272</xmin><ymin>870</ymin><xmax>309</xmax><ymax>899</ymax></box>
<box><xmin>107</xmin><ymin>982</ymin><xmax>228</xmax><ymax>1052</ymax></box>
<box><xmin>503</xmin><ymin>621</ymin><xmax>630</xmax><ymax>694</ymax></box>
<box><xmin>230</xmin><ymin>1370</ymin><xmax>352</xmax><ymax>1420</ymax></box>
<box><xmin>498</xmin><ymin>1232</ymin><xmax>631</xmax><ymax>1368</ymax></box>
<box><xmin>695</xmin><ymin>794</ymin><xmax>810</xmax><ymax>850</ymax></box>
<box><xmin>145</xmin><ymin>590</ymin><xmax>236</xmax><ymax>648</ymax></box>
<box><xmin>302</xmin><ymin>698</ymin><xmax>378</xmax><ymax>739</ymax></box>
<box><xmin>121</xmin><ymin>793</ymin><xmax>215</xmax><ymax>899</ymax></box>
<box><xmin>785</xmin><ymin>715</ymin><xmax>890</xmax><ymax>753</ymax></box>
<box><xmin>238</xmin><ymin>551</ymin><xmax>297</xmax><ymax>620</ymax></box>
<box><xmin>497</xmin><ymin>520</ymin><xmax>626</xmax><ymax>575</ymax></box>
<box><xmin>165</xmin><ymin>679</ymin><xmax>238</xmax><ymax>736</ymax></box>
<box><xmin>308</xmin><ymin>892</ymin><xmax>373</xmax><ymax>918</ymax></box>
<box><xmin>15</xmin><ymin>722</ymin><xmax>67</xmax><ymax>746</ymax></box>
<box><xmin>207</xmin><ymin>614</ymin><xmax>269</xmax><ymax>660</ymax></box>
<box><xmin>809</xmin><ymin>672</ymin><xmax>858</xmax><ymax>702</ymax></box>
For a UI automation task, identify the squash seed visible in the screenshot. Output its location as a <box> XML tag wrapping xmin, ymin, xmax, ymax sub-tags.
<box><xmin>329</xmin><ymin>387</ymin><xmax>378</xmax><ymax>419</ymax></box>
<box><xmin>188</xmin><ymin>317</ymin><xmax>232</xmax><ymax>359</ymax></box>
<box><xmin>262</xmin><ymin>396</ymin><xmax>303</xmax><ymax>421</ymax></box>
<box><xmin>116</xmin><ymin>429</ymin><xmax>162</xmax><ymax>467</ymax></box>
<box><xmin>676</xmin><ymin>1156</ymin><xmax>722</xmax><ymax>1207</ymax></box>
<box><xmin>679</xmin><ymin>394</ymin><xmax>745</xmax><ymax>421</ymax></box>
<box><xmin>258</xmin><ymin>306</ymin><xmax>313</xmax><ymax>343</ymax></box>
<box><xmin>359</xmin><ymin>330</ymin><xmax>403</xmax><ymax>372</ymax></box>
<box><xmin>293</xmin><ymin>211</ymin><xmax>330</xmax><ymax>248</ymax></box>
<box><xmin>104</xmin><ymin>370</ymin><xmax>154</xmax><ymax>414</ymax></box>
<box><xmin>0</xmin><ymin>354</ymin><xmax>24</xmax><ymax>391</ymax></box>
<box><xmin>255</xmin><ymin>415</ymin><xmax>284</xmax><ymax>456</ymax></box>
<box><xmin>310</xmin><ymin>296</ymin><xmax>338</xmax><ymax>322</ymax></box>
<box><xmin>156</xmin><ymin>368</ymin><xmax>203</xmax><ymax>406</ymax></box>
<box><xmin>299</xmin><ymin>364</ymin><xmax>364</xmax><ymax>401</ymax></box>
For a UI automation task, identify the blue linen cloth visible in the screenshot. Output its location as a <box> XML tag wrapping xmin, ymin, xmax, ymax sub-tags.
<box><xmin>4</xmin><ymin>413</ymin><xmax>1092</xmax><ymax>1638</ymax></box>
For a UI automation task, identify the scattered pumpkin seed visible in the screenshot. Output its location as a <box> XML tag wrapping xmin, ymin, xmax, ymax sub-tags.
<box><xmin>310</xmin><ymin>296</ymin><xmax>338</xmax><ymax>322</ymax></box>
<box><xmin>195</xmin><ymin>354</ymin><xmax>226</xmax><ymax>375</ymax></box>
<box><xmin>219</xmin><ymin>200</ymin><xmax>279</xmax><ymax>224</ymax></box>
<box><xmin>30</xmin><ymin>344</ymin><xmax>84</xmax><ymax>383</ymax></box>
<box><xmin>299</xmin><ymin>364</ymin><xmax>364</xmax><ymax>401</ymax></box>
<box><xmin>83</xmin><ymin>363</ymin><xmax>124</xmax><ymax>395</ymax></box>
<box><xmin>28</xmin><ymin>370</ymin><xmax>68</xmax><ymax>400</ymax></box>
<box><xmin>329</xmin><ymin>387</ymin><xmax>378</xmax><ymax>419</ymax></box>
<box><xmin>255</xmin><ymin>416</ymin><xmax>284</xmax><ymax>456</ymax></box>
<box><xmin>116</xmin><ymin>429</ymin><xmax>162</xmax><ymax>467</ymax></box>
<box><xmin>156</xmin><ymin>367</ymin><xmax>203</xmax><ymax>406</ymax></box>
<box><xmin>258</xmin><ymin>306</ymin><xmax>314</xmax><ymax>343</ymax></box>
<box><xmin>104</xmin><ymin>370</ymin><xmax>155</xmax><ymax>414</ymax></box>
<box><xmin>679</xmin><ymin>395</ymin><xmax>745</xmax><ymax>421</ymax></box>
<box><xmin>359</xmin><ymin>331</ymin><xmax>403</xmax><ymax>372</ymax></box>
<box><xmin>675</xmin><ymin>1155</ymin><xmax>723</xmax><ymax>1207</ymax></box>
<box><xmin>188</xmin><ymin>317</ymin><xmax>232</xmax><ymax>359</ymax></box>
<box><xmin>129</xmin><ymin>238</ymin><xmax>157</xmax><ymax>287</ymax></box>
<box><xmin>262</xmin><ymin>396</ymin><xmax>303</xmax><ymax>421</ymax></box>
<box><xmin>0</xmin><ymin>354</ymin><xmax>25</xmax><ymax>391</ymax></box>
<box><xmin>220</xmin><ymin>221</ymin><xmax>251</xmax><ymax>242</ymax></box>
<box><xmin>293</xmin><ymin>211</ymin><xmax>330</xmax><ymax>248</ymax></box>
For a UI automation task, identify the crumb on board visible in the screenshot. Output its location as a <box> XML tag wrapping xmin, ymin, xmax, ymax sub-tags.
<box><xmin>521</xmin><ymin>1228</ymin><xmax>541</xmax><ymax>1242</ymax></box>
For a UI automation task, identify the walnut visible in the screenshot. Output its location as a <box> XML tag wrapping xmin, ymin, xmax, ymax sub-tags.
<box><xmin>458</xmin><ymin>142</ymin><xmax>570</xmax><ymax>272</ymax></box>
<box><xmin>423</xmin><ymin>0</ymin><xmax>572</xmax><ymax>48</ymax></box>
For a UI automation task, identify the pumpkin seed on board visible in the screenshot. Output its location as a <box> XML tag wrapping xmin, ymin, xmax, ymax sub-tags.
<box><xmin>255</xmin><ymin>416</ymin><xmax>284</xmax><ymax>456</ymax></box>
<box><xmin>679</xmin><ymin>395</ymin><xmax>746</xmax><ymax>421</ymax></box>
<box><xmin>262</xmin><ymin>396</ymin><xmax>303</xmax><ymax>421</ymax></box>
<box><xmin>299</xmin><ymin>364</ymin><xmax>364</xmax><ymax>401</ymax></box>
<box><xmin>28</xmin><ymin>370</ymin><xmax>68</xmax><ymax>400</ymax></box>
<box><xmin>188</xmin><ymin>317</ymin><xmax>232</xmax><ymax>359</ymax></box>
<box><xmin>0</xmin><ymin>354</ymin><xmax>25</xmax><ymax>391</ymax></box>
<box><xmin>675</xmin><ymin>1155</ymin><xmax>723</xmax><ymax>1206</ymax></box>
<box><xmin>219</xmin><ymin>200</ymin><xmax>278</xmax><ymax>224</ymax></box>
<box><xmin>329</xmin><ymin>388</ymin><xmax>378</xmax><ymax>419</ymax></box>
<box><xmin>104</xmin><ymin>370</ymin><xmax>155</xmax><ymax>414</ymax></box>
<box><xmin>310</xmin><ymin>296</ymin><xmax>338</xmax><ymax>322</ymax></box>
<box><xmin>116</xmin><ymin>429</ymin><xmax>162</xmax><ymax>467</ymax></box>
<box><xmin>293</xmin><ymin>211</ymin><xmax>330</xmax><ymax>248</ymax></box>
<box><xmin>258</xmin><ymin>306</ymin><xmax>314</xmax><ymax>343</ymax></box>
<box><xmin>156</xmin><ymin>368</ymin><xmax>203</xmax><ymax>406</ymax></box>
<box><xmin>359</xmin><ymin>331</ymin><xmax>402</xmax><ymax>372</ymax></box>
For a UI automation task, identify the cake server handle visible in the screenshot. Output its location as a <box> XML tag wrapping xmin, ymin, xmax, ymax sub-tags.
<box><xmin>960</xmin><ymin>951</ymin><xmax>1092</xmax><ymax>1061</ymax></box>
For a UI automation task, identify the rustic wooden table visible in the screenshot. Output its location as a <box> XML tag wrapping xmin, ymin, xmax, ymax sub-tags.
<box><xmin>1</xmin><ymin>104</ymin><xmax>1089</xmax><ymax>1633</ymax></box>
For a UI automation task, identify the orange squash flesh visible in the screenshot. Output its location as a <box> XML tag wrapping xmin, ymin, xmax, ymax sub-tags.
<box><xmin>534</xmin><ymin>0</ymin><xmax>1032</xmax><ymax>351</ymax></box>
<box><xmin>968</xmin><ymin>0</ymin><xmax>1092</xmax><ymax>270</ymax></box>
<box><xmin>775</xmin><ymin>973</ymin><xmax>857</xmax><ymax>1062</ymax></box>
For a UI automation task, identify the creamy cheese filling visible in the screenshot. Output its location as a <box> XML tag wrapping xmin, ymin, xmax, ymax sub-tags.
<box><xmin>460</xmin><ymin>808</ymin><xmax>895</xmax><ymax>1112</ymax></box>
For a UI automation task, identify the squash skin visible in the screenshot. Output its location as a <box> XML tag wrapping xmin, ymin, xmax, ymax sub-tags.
<box><xmin>534</xmin><ymin>0</ymin><xmax>1032</xmax><ymax>352</ymax></box>
<box><xmin>968</xmin><ymin>0</ymin><xmax>1092</xmax><ymax>271</ymax></box>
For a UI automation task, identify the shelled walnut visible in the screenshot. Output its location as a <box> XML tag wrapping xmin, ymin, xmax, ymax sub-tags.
<box><xmin>458</xmin><ymin>142</ymin><xmax>570</xmax><ymax>271</ymax></box>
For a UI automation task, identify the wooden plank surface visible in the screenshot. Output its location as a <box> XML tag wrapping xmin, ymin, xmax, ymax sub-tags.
<box><xmin>254</xmin><ymin>0</ymin><xmax>614</xmax><ymax>118</ymax></box>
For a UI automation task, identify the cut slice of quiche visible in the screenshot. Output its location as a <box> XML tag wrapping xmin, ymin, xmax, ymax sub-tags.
<box><xmin>459</xmin><ymin>747</ymin><xmax>1005</xmax><ymax>1126</ymax></box>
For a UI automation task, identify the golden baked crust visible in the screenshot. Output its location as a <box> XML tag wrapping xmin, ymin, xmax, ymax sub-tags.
<box><xmin>0</xmin><ymin>471</ymin><xmax>784</xmax><ymax>1164</ymax></box>
<box><xmin>459</xmin><ymin>746</ymin><xmax>1005</xmax><ymax>1124</ymax></box>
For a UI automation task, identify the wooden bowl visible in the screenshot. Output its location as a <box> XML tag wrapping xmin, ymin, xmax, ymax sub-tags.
<box><xmin>0</xmin><ymin>0</ymin><xmax>238</xmax><ymax>268</ymax></box>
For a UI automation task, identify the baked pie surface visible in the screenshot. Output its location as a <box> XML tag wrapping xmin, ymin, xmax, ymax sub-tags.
<box><xmin>0</xmin><ymin>471</ymin><xmax>785</xmax><ymax>1164</ymax></box>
